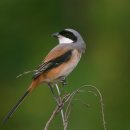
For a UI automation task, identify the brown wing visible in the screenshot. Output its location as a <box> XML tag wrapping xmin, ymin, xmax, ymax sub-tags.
<box><xmin>44</xmin><ymin>44</ymin><xmax>72</xmax><ymax>62</ymax></box>
<box><xmin>32</xmin><ymin>44</ymin><xmax>73</xmax><ymax>79</ymax></box>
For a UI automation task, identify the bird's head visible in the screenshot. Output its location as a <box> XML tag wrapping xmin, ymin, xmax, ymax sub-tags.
<box><xmin>52</xmin><ymin>28</ymin><xmax>86</xmax><ymax>52</ymax></box>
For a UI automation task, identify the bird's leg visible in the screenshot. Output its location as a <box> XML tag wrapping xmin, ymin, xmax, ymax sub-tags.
<box><xmin>59</xmin><ymin>76</ymin><xmax>68</xmax><ymax>96</ymax></box>
<box><xmin>48</xmin><ymin>83</ymin><xmax>59</xmax><ymax>104</ymax></box>
<box><xmin>60</xmin><ymin>76</ymin><xmax>67</xmax><ymax>87</ymax></box>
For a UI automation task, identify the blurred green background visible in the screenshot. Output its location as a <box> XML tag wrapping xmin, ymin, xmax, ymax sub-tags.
<box><xmin>0</xmin><ymin>0</ymin><xmax>129</xmax><ymax>130</ymax></box>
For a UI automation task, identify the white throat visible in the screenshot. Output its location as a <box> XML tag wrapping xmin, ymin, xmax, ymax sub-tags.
<box><xmin>58</xmin><ymin>36</ymin><xmax>73</xmax><ymax>44</ymax></box>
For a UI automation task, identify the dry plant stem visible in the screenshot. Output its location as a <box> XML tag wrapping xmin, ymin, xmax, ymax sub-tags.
<box><xmin>16</xmin><ymin>70</ymin><xmax>36</xmax><ymax>78</ymax></box>
<box><xmin>64</xmin><ymin>85</ymin><xmax>107</xmax><ymax>130</ymax></box>
<box><xmin>44</xmin><ymin>86</ymin><xmax>82</xmax><ymax>130</ymax></box>
<box><xmin>87</xmin><ymin>85</ymin><xmax>107</xmax><ymax>130</ymax></box>
<box><xmin>55</xmin><ymin>84</ymin><xmax>65</xmax><ymax>127</ymax></box>
<box><xmin>81</xmin><ymin>85</ymin><xmax>107</xmax><ymax>130</ymax></box>
<box><xmin>44</xmin><ymin>94</ymin><xmax>70</xmax><ymax>130</ymax></box>
<box><xmin>44</xmin><ymin>105</ymin><xmax>59</xmax><ymax>130</ymax></box>
<box><xmin>44</xmin><ymin>84</ymin><xmax>106</xmax><ymax>130</ymax></box>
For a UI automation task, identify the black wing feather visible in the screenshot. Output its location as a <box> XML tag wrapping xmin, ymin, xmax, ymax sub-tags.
<box><xmin>32</xmin><ymin>49</ymin><xmax>72</xmax><ymax>79</ymax></box>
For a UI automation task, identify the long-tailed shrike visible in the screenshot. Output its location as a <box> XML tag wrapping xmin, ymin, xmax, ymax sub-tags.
<box><xmin>3</xmin><ymin>28</ymin><xmax>86</xmax><ymax>123</ymax></box>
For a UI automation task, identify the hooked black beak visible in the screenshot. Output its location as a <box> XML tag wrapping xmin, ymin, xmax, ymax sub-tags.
<box><xmin>52</xmin><ymin>32</ymin><xmax>59</xmax><ymax>37</ymax></box>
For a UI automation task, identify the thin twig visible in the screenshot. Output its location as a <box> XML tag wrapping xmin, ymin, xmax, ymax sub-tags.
<box><xmin>16</xmin><ymin>70</ymin><xmax>36</xmax><ymax>78</ymax></box>
<box><xmin>44</xmin><ymin>84</ymin><xmax>107</xmax><ymax>130</ymax></box>
<box><xmin>78</xmin><ymin>85</ymin><xmax>107</xmax><ymax>130</ymax></box>
<box><xmin>55</xmin><ymin>84</ymin><xmax>65</xmax><ymax>127</ymax></box>
<box><xmin>44</xmin><ymin>105</ymin><xmax>59</xmax><ymax>130</ymax></box>
<box><xmin>72</xmin><ymin>99</ymin><xmax>90</xmax><ymax>108</ymax></box>
<box><xmin>44</xmin><ymin>93</ymin><xmax>70</xmax><ymax>130</ymax></box>
<box><xmin>64</xmin><ymin>85</ymin><xmax>107</xmax><ymax>130</ymax></box>
<box><xmin>87</xmin><ymin>85</ymin><xmax>107</xmax><ymax>130</ymax></box>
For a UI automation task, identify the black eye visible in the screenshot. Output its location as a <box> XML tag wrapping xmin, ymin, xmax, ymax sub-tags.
<box><xmin>59</xmin><ymin>30</ymin><xmax>77</xmax><ymax>42</ymax></box>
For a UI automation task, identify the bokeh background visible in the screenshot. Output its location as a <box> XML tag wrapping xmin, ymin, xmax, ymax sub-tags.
<box><xmin>0</xmin><ymin>0</ymin><xmax>129</xmax><ymax>130</ymax></box>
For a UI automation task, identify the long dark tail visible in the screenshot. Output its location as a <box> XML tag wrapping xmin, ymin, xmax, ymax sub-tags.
<box><xmin>3</xmin><ymin>81</ymin><xmax>38</xmax><ymax>124</ymax></box>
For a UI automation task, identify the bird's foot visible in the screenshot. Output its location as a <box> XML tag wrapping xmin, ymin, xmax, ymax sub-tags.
<box><xmin>60</xmin><ymin>77</ymin><xmax>67</xmax><ymax>87</ymax></box>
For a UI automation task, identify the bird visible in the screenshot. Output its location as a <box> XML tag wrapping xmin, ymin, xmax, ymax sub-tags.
<box><xmin>3</xmin><ymin>28</ymin><xmax>86</xmax><ymax>124</ymax></box>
